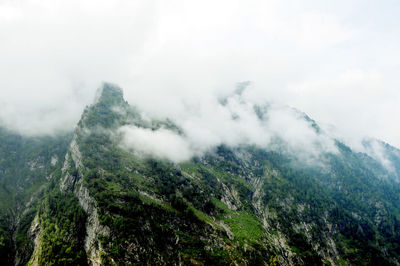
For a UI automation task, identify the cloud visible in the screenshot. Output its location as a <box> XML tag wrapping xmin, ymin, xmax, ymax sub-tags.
<box><xmin>297</xmin><ymin>12</ymin><xmax>353</xmax><ymax>48</ymax></box>
<box><xmin>287</xmin><ymin>69</ymin><xmax>400</xmax><ymax>148</ymax></box>
<box><xmin>1</xmin><ymin>0</ymin><xmax>400</xmax><ymax>152</ymax></box>
<box><xmin>118</xmin><ymin>87</ymin><xmax>338</xmax><ymax>163</ymax></box>
<box><xmin>118</xmin><ymin>126</ymin><xmax>193</xmax><ymax>162</ymax></box>
<box><xmin>362</xmin><ymin>139</ymin><xmax>395</xmax><ymax>173</ymax></box>
<box><xmin>0</xmin><ymin>0</ymin><xmax>157</xmax><ymax>135</ymax></box>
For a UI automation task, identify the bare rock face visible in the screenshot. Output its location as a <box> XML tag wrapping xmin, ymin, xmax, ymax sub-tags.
<box><xmin>60</xmin><ymin>133</ymin><xmax>111</xmax><ymax>266</ymax></box>
<box><xmin>27</xmin><ymin>216</ymin><xmax>42</xmax><ymax>266</ymax></box>
<box><xmin>220</xmin><ymin>181</ymin><xmax>242</xmax><ymax>211</ymax></box>
<box><xmin>77</xmin><ymin>184</ymin><xmax>110</xmax><ymax>266</ymax></box>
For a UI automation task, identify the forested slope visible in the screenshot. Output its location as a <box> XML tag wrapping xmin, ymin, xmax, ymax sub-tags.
<box><xmin>1</xmin><ymin>84</ymin><xmax>400</xmax><ymax>265</ymax></box>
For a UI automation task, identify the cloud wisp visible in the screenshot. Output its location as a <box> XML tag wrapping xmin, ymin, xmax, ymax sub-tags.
<box><xmin>118</xmin><ymin>85</ymin><xmax>338</xmax><ymax>164</ymax></box>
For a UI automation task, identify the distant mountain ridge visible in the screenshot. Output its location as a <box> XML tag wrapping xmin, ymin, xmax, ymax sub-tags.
<box><xmin>1</xmin><ymin>83</ymin><xmax>400</xmax><ymax>265</ymax></box>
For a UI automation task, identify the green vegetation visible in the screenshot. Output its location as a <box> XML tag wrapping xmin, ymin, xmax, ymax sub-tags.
<box><xmin>1</xmin><ymin>85</ymin><xmax>400</xmax><ymax>265</ymax></box>
<box><xmin>0</xmin><ymin>126</ymin><xmax>72</xmax><ymax>265</ymax></box>
<box><xmin>37</xmin><ymin>189</ymin><xmax>87</xmax><ymax>265</ymax></box>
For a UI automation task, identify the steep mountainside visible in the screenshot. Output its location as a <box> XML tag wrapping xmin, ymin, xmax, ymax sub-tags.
<box><xmin>1</xmin><ymin>83</ymin><xmax>400</xmax><ymax>265</ymax></box>
<box><xmin>0</xmin><ymin>128</ymin><xmax>71</xmax><ymax>265</ymax></box>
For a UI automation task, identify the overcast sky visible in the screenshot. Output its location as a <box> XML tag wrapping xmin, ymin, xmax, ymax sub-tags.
<box><xmin>1</xmin><ymin>0</ymin><xmax>400</xmax><ymax>148</ymax></box>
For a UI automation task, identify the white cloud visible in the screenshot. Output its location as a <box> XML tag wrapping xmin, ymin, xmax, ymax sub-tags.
<box><xmin>118</xmin><ymin>88</ymin><xmax>338</xmax><ymax>163</ymax></box>
<box><xmin>1</xmin><ymin>0</ymin><xmax>400</xmax><ymax>151</ymax></box>
<box><xmin>0</xmin><ymin>0</ymin><xmax>157</xmax><ymax>135</ymax></box>
<box><xmin>298</xmin><ymin>13</ymin><xmax>353</xmax><ymax>48</ymax></box>
<box><xmin>287</xmin><ymin>69</ymin><xmax>400</xmax><ymax>147</ymax></box>
<box><xmin>0</xmin><ymin>3</ymin><xmax>22</xmax><ymax>21</ymax></box>
<box><xmin>362</xmin><ymin>139</ymin><xmax>395</xmax><ymax>173</ymax></box>
<box><xmin>118</xmin><ymin>126</ymin><xmax>193</xmax><ymax>162</ymax></box>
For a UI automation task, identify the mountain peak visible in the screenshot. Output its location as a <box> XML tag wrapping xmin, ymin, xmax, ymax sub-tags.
<box><xmin>79</xmin><ymin>83</ymin><xmax>129</xmax><ymax>129</ymax></box>
<box><xmin>94</xmin><ymin>82</ymin><xmax>125</xmax><ymax>106</ymax></box>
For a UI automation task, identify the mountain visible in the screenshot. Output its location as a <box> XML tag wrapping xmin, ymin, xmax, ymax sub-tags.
<box><xmin>0</xmin><ymin>127</ymin><xmax>71</xmax><ymax>265</ymax></box>
<box><xmin>1</xmin><ymin>83</ymin><xmax>400</xmax><ymax>265</ymax></box>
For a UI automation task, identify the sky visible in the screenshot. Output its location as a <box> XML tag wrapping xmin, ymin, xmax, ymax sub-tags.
<box><xmin>1</xmin><ymin>0</ymin><xmax>400</xmax><ymax>149</ymax></box>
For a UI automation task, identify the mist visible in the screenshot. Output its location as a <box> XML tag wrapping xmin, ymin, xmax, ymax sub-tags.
<box><xmin>1</xmin><ymin>0</ymin><xmax>400</xmax><ymax>151</ymax></box>
<box><xmin>117</xmin><ymin>85</ymin><xmax>338</xmax><ymax>163</ymax></box>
